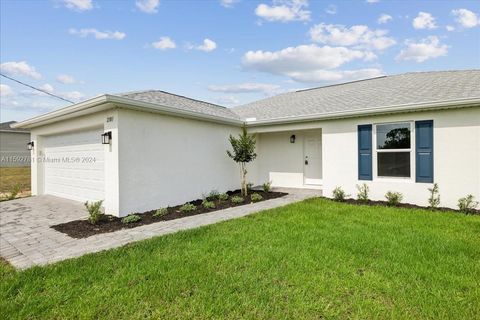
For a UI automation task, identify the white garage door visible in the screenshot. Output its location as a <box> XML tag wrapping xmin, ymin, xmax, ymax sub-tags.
<box><xmin>43</xmin><ymin>128</ymin><xmax>105</xmax><ymax>202</ymax></box>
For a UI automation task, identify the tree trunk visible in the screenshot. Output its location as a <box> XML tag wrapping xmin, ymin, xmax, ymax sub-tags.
<box><xmin>240</xmin><ymin>162</ymin><xmax>248</xmax><ymax>196</ymax></box>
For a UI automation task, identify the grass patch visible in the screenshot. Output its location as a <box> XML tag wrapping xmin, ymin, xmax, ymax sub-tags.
<box><xmin>0</xmin><ymin>167</ymin><xmax>30</xmax><ymax>193</ymax></box>
<box><xmin>1</xmin><ymin>198</ymin><xmax>479</xmax><ymax>319</ymax></box>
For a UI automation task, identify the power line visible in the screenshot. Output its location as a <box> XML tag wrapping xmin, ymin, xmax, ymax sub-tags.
<box><xmin>0</xmin><ymin>73</ymin><xmax>75</xmax><ymax>104</ymax></box>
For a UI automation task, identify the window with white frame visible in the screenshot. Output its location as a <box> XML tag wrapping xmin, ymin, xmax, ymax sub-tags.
<box><xmin>375</xmin><ymin>122</ymin><xmax>411</xmax><ymax>178</ymax></box>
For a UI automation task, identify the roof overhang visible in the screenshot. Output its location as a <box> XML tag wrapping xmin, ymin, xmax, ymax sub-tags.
<box><xmin>12</xmin><ymin>94</ymin><xmax>244</xmax><ymax>129</ymax></box>
<box><xmin>245</xmin><ymin>97</ymin><xmax>480</xmax><ymax>127</ymax></box>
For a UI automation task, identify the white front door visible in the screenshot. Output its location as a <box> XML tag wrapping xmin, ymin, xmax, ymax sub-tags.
<box><xmin>43</xmin><ymin>128</ymin><xmax>105</xmax><ymax>202</ymax></box>
<box><xmin>304</xmin><ymin>134</ymin><xmax>322</xmax><ymax>185</ymax></box>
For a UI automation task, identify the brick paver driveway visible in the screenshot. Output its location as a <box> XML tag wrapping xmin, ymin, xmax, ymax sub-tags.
<box><xmin>1</xmin><ymin>189</ymin><xmax>321</xmax><ymax>269</ymax></box>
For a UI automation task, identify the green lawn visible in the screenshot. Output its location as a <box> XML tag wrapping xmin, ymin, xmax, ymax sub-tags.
<box><xmin>1</xmin><ymin>198</ymin><xmax>479</xmax><ymax>319</ymax></box>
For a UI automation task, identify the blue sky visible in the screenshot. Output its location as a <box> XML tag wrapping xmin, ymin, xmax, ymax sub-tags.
<box><xmin>1</xmin><ymin>0</ymin><xmax>479</xmax><ymax>122</ymax></box>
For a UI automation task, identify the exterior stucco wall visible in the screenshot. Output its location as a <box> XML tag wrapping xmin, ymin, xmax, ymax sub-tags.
<box><xmin>0</xmin><ymin>131</ymin><xmax>31</xmax><ymax>167</ymax></box>
<box><xmin>251</xmin><ymin>106</ymin><xmax>480</xmax><ymax>209</ymax></box>
<box><xmin>117</xmin><ymin>109</ymin><xmax>241</xmax><ymax>216</ymax></box>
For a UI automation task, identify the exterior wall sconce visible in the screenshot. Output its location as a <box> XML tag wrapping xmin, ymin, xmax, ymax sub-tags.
<box><xmin>27</xmin><ymin>141</ymin><xmax>34</xmax><ymax>150</ymax></box>
<box><xmin>101</xmin><ymin>131</ymin><xmax>112</xmax><ymax>144</ymax></box>
<box><xmin>290</xmin><ymin>135</ymin><xmax>296</xmax><ymax>143</ymax></box>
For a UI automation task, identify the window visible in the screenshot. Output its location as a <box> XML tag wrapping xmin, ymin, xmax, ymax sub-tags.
<box><xmin>376</xmin><ymin>122</ymin><xmax>411</xmax><ymax>178</ymax></box>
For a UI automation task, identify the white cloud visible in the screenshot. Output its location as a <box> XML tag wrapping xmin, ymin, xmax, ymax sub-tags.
<box><xmin>0</xmin><ymin>84</ymin><xmax>14</xmax><ymax>97</ymax></box>
<box><xmin>40</xmin><ymin>83</ymin><xmax>54</xmax><ymax>93</ymax></box>
<box><xmin>69</xmin><ymin>28</ymin><xmax>126</xmax><ymax>40</ymax></box>
<box><xmin>396</xmin><ymin>36</ymin><xmax>448</xmax><ymax>63</ymax></box>
<box><xmin>208</xmin><ymin>83</ymin><xmax>281</xmax><ymax>95</ymax></box>
<box><xmin>412</xmin><ymin>12</ymin><xmax>437</xmax><ymax>29</ymax></box>
<box><xmin>309</xmin><ymin>23</ymin><xmax>396</xmax><ymax>50</ymax></box>
<box><xmin>285</xmin><ymin>68</ymin><xmax>384</xmax><ymax>83</ymax></box>
<box><xmin>242</xmin><ymin>44</ymin><xmax>380</xmax><ymax>82</ymax></box>
<box><xmin>187</xmin><ymin>38</ymin><xmax>217</xmax><ymax>52</ymax></box>
<box><xmin>136</xmin><ymin>0</ymin><xmax>160</xmax><ymax>14</ymax></box>
<box><xmin>325</xmin><ymin>4</ymin><xmax>337</xmax><ymax>15</ymax></box>
<box><xmin>452</xmin><ymin>9</ymin><xmax>479</xmax><ymax>28</ymax></box>
<box><xmin>377</xmin><ymin>14</ymin><xmax>392</xmax><ymax>24</ymax></box>
<box><xmin>220</xmin><ymin>0</ymin><xmax>240</xmax><ymax>8</ymax></box>
<box><xmin>214</xmin><ymin>96</ymin><xmax>240</xmax><ymax>106</ymax></box>
<box><xmin>255</xmin><ymin>0</ymin><xmax>310</xmax><ymax>22</ymax></box>
<box><xmin>152</xmin><ymin>37</ymin><xmax>176</xmax><ymax>50</ymax></box>
<box><xmin>366</xmin><ymin>0</ymin><xmax>379</xmax><ymax>3</ymax></box>
<box><xmin>56</xmin><ymin>74</ymin><xmax>76</xmax><ymax>84</ymax></box>
<box><xmin>62</xmin><ymin>0</ymin><xmax>93</xmax><ymax>11</ymax></box>
<box><xmin>446</xmin><ymin>25</ymin><xmax>455</xmax><ymax>32</ymax></box>
<box><xmin>62</xmin><ymin>91</ymin><xmax>84</xmax><ymax>101</ymax></box>
<box><xmin>0</xmin><ymin>61</ymin><xmax>42</xmax><ymax>79</ymax></box>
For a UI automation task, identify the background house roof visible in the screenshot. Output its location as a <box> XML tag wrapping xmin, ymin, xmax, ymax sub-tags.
<box><xmin>0</xmin><ymin>121</ymin><xmax>30</xmax><ymax>133</ymax></box>
<box><xmin>116</xmin><ymin>90</ymin><xmax>241</xmax><ymax>121</ymax></box>
<box><xmin>232</xmin><ymin>70</ymin><xmax>480</xmax><ymax>121</ymax></box>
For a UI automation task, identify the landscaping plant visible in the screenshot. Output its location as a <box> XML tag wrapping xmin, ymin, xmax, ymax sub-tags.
<box><xmin>122</xmin><ymin>214</ymin><xmax>141</xmax><ymax>224</ymax></box>
<box><xmin>356</xmin><ymin>183</ymin><xmax>369</xmax><ymax>202</ymax></box>
<box><xmin>262</xmin><ymin>181</ymin><xmax>272</xmax><ymax>193</ymax></box>
<box><xmin>332</xmin><ymin>187</ymin><xmax>348</xmax><ymax>201</ymax></box>
<box><xmin>218</xmin><ymin>193</ymin><xmax>229</xmax><ymax>201</ymax></box>
<box><xmin>84</xmin><ymin>200</ymin><xmax>104</xmax><ymax>225</ymax></box>
<box><xmin>428</xmin><ymin>183</ymin><xmax>440</xmax><ymax>209</ymax></box>
<box><xmin>202</xmin><ymin>200</ymin><xmax>216</xmax><ymax>209</ymax></box>
<box><xmin>179</xmin><ymin>203</ymin><xmax>196</xmax><ymax>213</ymax></box>
<box><xmin>231</xmin><ymin>196</ymin><xmax>244</xmax><ymax>204</ymax></box>
<box><xmin>153</xmin><ymin>208</ymin><xmax>168</xmax><ymax>217</ymax></box>
<box><xmin>7</xmin><ymin>184</ymin><xmax>21</xmax><ymax>200</ymax></box>
<box><xmin>458</xmin><ymin>195</ymin><xmax>479</xmax><ymax>214</ymax></box>
<box><xmin>206</xmin><ymin>190</ymin><xmax>219</xmax><ymax>201</ymax></box>
<box><xmin>227</xmin><ymin>125</ymin><xmax>257</xmax><ymax>196</ymax></box>
<box><xmin>385</xmin><ymin>191</ymin><xmax>403</xmax><ymax>206</ymax></box>
<box><xmin>250</xmin><ymin>193</ymin><xmax>263</xmax><ymax>203</ymax></box>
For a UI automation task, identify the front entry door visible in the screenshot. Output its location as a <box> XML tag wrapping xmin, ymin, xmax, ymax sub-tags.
<box><xmin>304</xmin><ymin>134</ymin><xmax>322</xmax><ymax>185</ymax></box>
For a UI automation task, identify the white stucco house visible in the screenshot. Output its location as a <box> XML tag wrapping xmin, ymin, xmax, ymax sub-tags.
<box><xmin>13</xmin><ymin>70</ymin><xmax>480</xmax><ymax>216</ymax></box>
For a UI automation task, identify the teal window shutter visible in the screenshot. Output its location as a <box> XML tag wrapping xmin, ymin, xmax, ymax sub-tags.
<box><xmin>415</xmin><ymin>120</ymin><xmax>434</xmax><ymax>183</ymax></box>
<box><xmin>358</xmin><ymin>124</ymin><xmax>372</xmax><ymax>180</ymax></box>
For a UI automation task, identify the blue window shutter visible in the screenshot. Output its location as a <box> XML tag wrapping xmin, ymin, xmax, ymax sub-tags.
<box><xmin>358</xmin><ymin>124</ymin><xmax>372</xmax><ymax>180</ymax></box>
<box><xmin>415</xmin><ymin>120</ymin><xmax>434</xmax><ymax>183</ymax></box>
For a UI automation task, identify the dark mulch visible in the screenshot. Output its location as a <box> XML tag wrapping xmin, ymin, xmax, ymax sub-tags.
<box><xmin>333</xmin><ymin>197</ymin><xmax>480</xmax><ymax>214</ymax></box>
<box><xmin>52</xmin><ymin>190</ymin><xmax>287</xmax><ymax>239</ymax></box>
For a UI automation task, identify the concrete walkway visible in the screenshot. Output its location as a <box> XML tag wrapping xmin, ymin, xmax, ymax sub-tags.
<box><xmin>0</xmin><ymin>188</ymin><xmax>321</xmax><ymax>269</ymax></box>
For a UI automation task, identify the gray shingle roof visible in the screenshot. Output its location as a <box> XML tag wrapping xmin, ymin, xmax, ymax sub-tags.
<box><xmin>116</xmin><ymin>90</ymin><xmax>241</xmax><ymax>121</ymax></box>
<box><xmin>232</xmin><ymin>70</ymin><xmax>480</xmax><ymax>121</ymax></box>
<box><xmin>0</xmin><ymin>121</ymin><xmax>29</xmax><ymax>132</ymax></box>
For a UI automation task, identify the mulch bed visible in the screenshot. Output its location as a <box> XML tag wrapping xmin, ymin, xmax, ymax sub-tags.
<box><xmin>52</xmin><ymin>190</ymin><xmax>287</xmax><ymax>239</ymax></box>
<box><xmin>332</xmin><ymin>197</ymin><xmax>480</xmax><ymax>214</ymax></box>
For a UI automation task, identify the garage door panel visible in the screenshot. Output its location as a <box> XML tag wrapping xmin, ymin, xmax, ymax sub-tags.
<box><xmin>43</xmin><ymin>128</ymin><xmax>105</xmax><ymax>203</ymax></box>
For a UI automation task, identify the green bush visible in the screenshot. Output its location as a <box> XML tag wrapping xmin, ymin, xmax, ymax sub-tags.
<box><xmin>251</xmin><ymin>193</ymin><xmax>263</xmax><ymax>202</ymax></box>
<box><xmin>7</xmin><ymin>184</ymin><xmax>21</xmax><ymax>200</ymax></box>
<box><xmin>356</xmin><ymin>183</ymin><xmax>369</xmax><ymax>202</ymax></box>
<box><xmin>428</xmin><ymin>183</ymin><xmax>440</xmax><ymax>209</ymax></box>
<box><xmin>246</xmin><ymin>182</ymin><xmax>254</xmax><ymax>192</ymax></box>
<box><xmin>385</xmin><ymin>191</ymin><xmax>403</xmax><ymax>206</ymax></box>
<box><xmin>122</xmin><ymin>214</ymin><xmax>142</xmax><ymax>224</ymax></box>
<box><xmin>458</xmin><ymin>195</ymin><xmax>479</xmax><ymax>214</ymax></box>
<box><xmin>153</xmin><ymin>208</ymin><xmax>168</xmax><ymax>217</ymax></box>
<box><xmin>179</xmin><ymin>203</ymin><xmax>196</xmax><ymax>213</ymax></box>
<box><xmin>262</xmin><ymin>181</ymin><xmax>272</xmax><ymax>193</ymax></box>
<box><xmin>206</xmin><ymin>190</ymin><xmax>219</xmax><ymax>201</ymax></box>
<box><xmin>202</xmin><ymin>200</ymin><xmax>215</xmax><ymax>209</ymax></box>
<box><xmin>332</xmin><ymin>187</ymin><xmax>348</xmax><ymax>201</ymax></box>
<box><xmin>231</xmin><ymin>196</ymin><xmax>244</xmax><ymax>204</ymax></box>
<box><xmin>84</xmin><ymin>200</ymin><xmax>104</xmax><ymax>225</ymax></box>
<box><xmin>218</xmin><ymin>193</ymin><xmax>229</xmax><ymax>201</ymax></box>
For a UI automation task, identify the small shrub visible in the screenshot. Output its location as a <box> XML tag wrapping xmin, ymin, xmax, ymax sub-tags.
<box><xmin>251</xmin><ymin>193</ymin><xmax>263</xmax><ymax>202</ymax></box>
<box><xmin>202</xmin><ymin>200</ymin><xmax>215</xmax><ymax>209</ymax></box>
<box><xmin>206</xmin><ymin>189</ymin><xmax>219</xmax><ymax>201</ymax></box>
<box><xmin>428</xmin><ymin>183</ymin><xmax>440</xmax><ymax>209</ymax></box>
<box><xmin>385</xmin><ymin>191</ymin><xmax>403</xmax><ymax>206</ymax></box>
<box><xmin>7</xmin><ymin>184</ymin><xmax>21</xmax><ymax>200</ymax></box>
<box><xmin>231</xmin><ymin>196</ymin><xmax>244</xmax><ymax>204</ymax></box>
<box><xmin>262</xmin><ymin>181</ymin><xmax>272</xmax><ymax>193</ymax></box>
<box><xmin>356</xmin><ymin>183</ymin><xmax>369</xmax><ymax>202</ymax></box>
<box><xmin>84</xmin><ymin>200</ymin><xmax>104</xmax><ymax>225</ymax></box>
<box><xmin>332</xmin><ymin>187</ymin><xmax>347</xmax><ymax>201</ymax></box>
<box><xmin>153</xmin><ymin>208</ymin><xmax>168</xmax><ymax>217</ymax></box>
<box><xmin>218</xmin><ymin>193</ymin><xmax>229</xmax><ymax>201</ymax></box>
<box><xmin>246</xmin><ymin>182</ymin><xmax>254</xmax><ymax>192</ymax></box>
<box><xmin>457</xmin><ymin>195</ymin><xmax>479</xmax><ymax>214</ymax></box>
<box><xmin>122</xmin><ymin>214</ymin><xmax>141</xmax><ymax>224</ymax></box>
<box><xmin>179</xmin><ymin>203</ymin><xmax>196</xmax><ymax>213</ymax></box>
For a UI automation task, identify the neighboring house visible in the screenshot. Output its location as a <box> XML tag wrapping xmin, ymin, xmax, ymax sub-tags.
<box><xmin>13</xmin><ymin>70</ymin><xmax>480</xmax><ymax>216</ymax></box>
<box><xmin>0</xmin><ymin>121</ymin><xmax>30</xmax><ymax>167</ymax></box>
